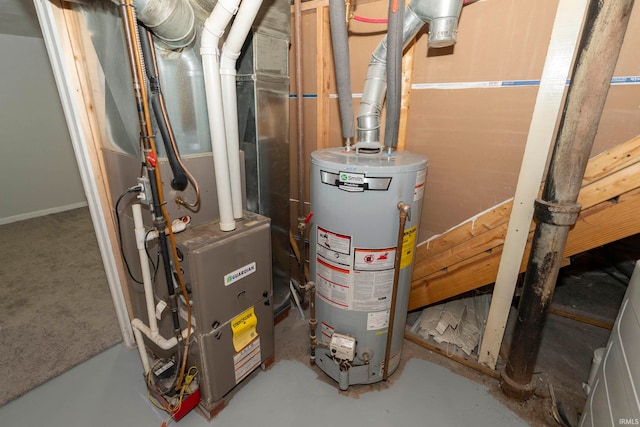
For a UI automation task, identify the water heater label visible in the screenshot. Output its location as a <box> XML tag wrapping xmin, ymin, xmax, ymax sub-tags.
<box><xmin>340</xmin><ymin>172</ymin><xmax>365</xmax><ymax>184</ymax></box>
<box><xmin>367</xmin><ymin>310</ymin><xmax>390</xmax><ymax>330</ymax></box>
<box><xmin>414</xmin><ymin>168</ymin><xmax>426</xmax><ymax>201</ymax></box>
<box><xmin>317</xmin><ymin>227</ymin><xmax>352</xmax><ymax>255</ymax></box>
<box><xmin>224</xmin><ymin>262</ymin><xmax>257</xmax><ymax>286</ymax></box>
<box><xmin>320</xmin><ymin>170</ymin><xmax>392</xmax><ymax>192</ymax></box>
<box><xmin>316</xmin><ymin>258</ymin><xmax>351</xmax><ymax>308</ymax></box>
<box><xmin>354</xmin><ymin>248</ymin><xmax>396</xmax><ymax>271</ymax></box>
<box><xmin>400</xmin><ymin>226</ymin><xmax>417</xmax><ymax>269</ymax></box>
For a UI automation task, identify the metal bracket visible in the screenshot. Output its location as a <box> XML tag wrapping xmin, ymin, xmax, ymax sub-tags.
<box><xmin>533</xmin><ymin>198</ymin><xmax>581</xmax><ymax>226</ymax></box>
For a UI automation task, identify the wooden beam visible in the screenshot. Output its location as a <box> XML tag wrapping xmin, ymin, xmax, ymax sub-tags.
<box><xmin>582</xmin><ymin>135</ymin><xmax>640</xmax><ymax>183</ymax></box>
<box><xmin>397</xmin><ymin>0</ymin><xmax>416</xmax><ymax>151</ymax></box>
<box><xmin>404</xmin><ymin>331</ymin><xmax>500</xmax><ymax>379</ymax></box>
<box><xmin>548</xmin><ymin>307</ymin><xmax>614</xmax><ymax>330</ymax></box>
<box><xmin>408</xmin><ymin>186</ymin><xmax>640</xmax><ymax>310</ymax></box>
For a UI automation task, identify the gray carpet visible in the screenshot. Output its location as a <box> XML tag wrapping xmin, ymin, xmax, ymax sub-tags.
<box><xmin>0</xmin><ymin>207</ymin><xmax>122</xmax><ymax>406</ymax></box>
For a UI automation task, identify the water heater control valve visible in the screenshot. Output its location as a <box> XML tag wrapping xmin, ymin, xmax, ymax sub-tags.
<box><xmin>329</xmin><ymin>333</ymin><xmax>356</xmax><ymax>361</ymax></box>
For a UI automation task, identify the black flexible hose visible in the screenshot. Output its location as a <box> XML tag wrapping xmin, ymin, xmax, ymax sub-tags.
<box><xmin>138</xmin><ymin>24</ymin><xmax>188</xmax><ymax>191</ymax></box>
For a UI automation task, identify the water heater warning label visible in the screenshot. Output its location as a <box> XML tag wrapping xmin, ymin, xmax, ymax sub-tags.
<box><xmin>414</xmin><ymin>168</ymin><xmax>426</xmax><ymax>201</ymax></box>
<box><xmin>317</xmin><ymin>227</ymin><xmax>351</xmax><ymax>255</ymax></box>
<box><xmin>316</xmin><ymin>227</ymin><xmax>353</xmax><ymax>310</ymax></box>
<box><xmin>354</xmin><ymin>248</ymin><xmax>396</xmax><ymax>271</ymax></box>
<box><xmin>400</xmin><ymin>226</ymin><xmax>417</xmax><ymax>269</ymax></box>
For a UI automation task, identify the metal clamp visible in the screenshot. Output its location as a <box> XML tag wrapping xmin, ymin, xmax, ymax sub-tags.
<box><xmin>533</xmin><ymin>198</ymin><xmax>581</xmax><ymax>226</ymax></box>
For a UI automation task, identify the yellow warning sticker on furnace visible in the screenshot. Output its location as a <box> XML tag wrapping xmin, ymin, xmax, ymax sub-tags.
<box><xmin>400</xmin><ymin>226</ymin><xmax>417</xmax><ymax>269</ymax></box>
<box><xmin>231</xmin><ymin>307</ymin><xmax>258</xmax><ymax>352</ymax></box>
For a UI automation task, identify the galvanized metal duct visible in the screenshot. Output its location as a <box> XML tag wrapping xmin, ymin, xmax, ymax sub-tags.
<box><xmin>113</xmin><ymin>0</ymin><xmax>196</xmax><ymax>49</ymax></box>
<box><xmin>356</xmin><ymin>0</ymin><xmax>463</xmax><ymax>149</ymax></box>
<box><xmin>221</xmin><ymin>0</ymin><xmax>265</xmax><ymax>220</ymax></box>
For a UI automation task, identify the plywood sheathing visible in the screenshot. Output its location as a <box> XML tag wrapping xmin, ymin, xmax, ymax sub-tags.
<box><xmin>409</xmin><ymin>135</ymin><xmax>640</xmax><ymax>311</ymax></box>
<box><xmin>289</xmin><ymin>0</ymin><xmax>640</xmax><ymax>279</ymax></box>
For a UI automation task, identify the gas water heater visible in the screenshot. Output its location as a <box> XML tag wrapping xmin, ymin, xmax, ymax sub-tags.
<box><xmin>310</xmin><ymin>147</ymin><xmax>427</xmax><ymax>388</ymax></box>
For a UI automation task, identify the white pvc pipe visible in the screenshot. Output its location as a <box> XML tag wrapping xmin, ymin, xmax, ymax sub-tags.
<box><xmin>201</xmin><ymin>0</ymin><xmax>242</xmax><ymax>231</ymax></box>
<box><xmin>132</xmin><ymin>324</ymin><xmax>151</xmax><ymax>374</ymax></box>
<box><xmin>220</xmin><ymin>0</ymin><xmax>263</xmax><ymax>220</ymax></box>
<box><xmin>131</xmin><ymin>318</ymin><xmax>190</xmax><ymax>350</ymax></box>
<box><xmin>132</xmin><ymin>204</ymin><xmax>159</xmax><ymax>336</ymax></box>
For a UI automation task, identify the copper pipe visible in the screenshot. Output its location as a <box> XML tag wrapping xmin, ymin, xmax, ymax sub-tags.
<box><xmin>308</xmin><ymin>282</ymin><xmax>317</xmax><ymax>365</ymax></box>
<box><xmin>119</xmin><ymin>0</ymin><xmax>191</xmax><ymax>390</ymax></box>
<box><xmin>383</xmin><ymin>202</ymin><xmax>410</xmax><ymax>380</ymax></box>
<box><xmin>293</xmin><ymin>0</ymin><xmax>307</xmax><ymax>289</ymax></box>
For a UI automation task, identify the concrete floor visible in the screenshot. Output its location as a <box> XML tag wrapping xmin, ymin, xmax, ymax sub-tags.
<box><xmin>0</xmin><ymin>313</ymin><xmax>531</xmax><ymax>427</ymax></box>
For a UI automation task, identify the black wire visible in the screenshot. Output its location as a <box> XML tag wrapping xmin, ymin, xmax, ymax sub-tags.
<box><xmin>144</xmin><ymin>229</ymin><xmax>160</xmax><ymax>281</ymax></box>
<box><xmin>115</xmin><ymin>186</ymin><xmax>144</xmax><ymax>284</ymax></box>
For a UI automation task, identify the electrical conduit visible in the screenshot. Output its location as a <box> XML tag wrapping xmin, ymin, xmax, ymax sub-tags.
<box><xmin>220</xmin><ymin>0</ymin><xmax>264</xmax><ymax>220</ymax></box>
<box><xmin>201</xmin><ymin>0</ymin><xmax>242</xmax><ymax>231</ymax></box>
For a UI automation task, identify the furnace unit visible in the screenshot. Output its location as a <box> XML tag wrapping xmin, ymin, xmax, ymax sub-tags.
<box><xmin>175</xmin><ymin>212</ymin><xmax>274</xmax><ymax>414</ymax></box>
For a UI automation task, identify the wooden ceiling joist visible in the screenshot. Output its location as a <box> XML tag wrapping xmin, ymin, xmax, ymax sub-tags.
<box><xmin>409</xmin><ymin>135</ymin><xmax>640</xmax><ymax>311</ymax></box>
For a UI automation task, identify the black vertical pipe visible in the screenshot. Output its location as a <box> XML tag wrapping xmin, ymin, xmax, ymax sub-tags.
<box><xmin>500</xmin><ymin>0</ymin><xmax>634</xmax><ymax>400</ymax></box>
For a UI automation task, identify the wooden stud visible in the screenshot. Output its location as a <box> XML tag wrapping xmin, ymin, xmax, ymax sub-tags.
<box><xmin>397</xmin><ymin>10</ymin><xmax>416</xmax><ymax>151</ymax></box>
<box><xmin>35</xmin><ymin>0</ymin><xmax>135</xmax><ymax>346</ymax></box>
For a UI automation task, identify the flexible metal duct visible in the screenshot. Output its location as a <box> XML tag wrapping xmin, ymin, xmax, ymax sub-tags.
<box><xmin>356</xmin><ymin>0</ymin><xmax>463</xmax><ymax>149</ymax></box>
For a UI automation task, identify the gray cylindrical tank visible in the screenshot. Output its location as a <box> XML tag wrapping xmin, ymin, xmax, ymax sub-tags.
<box><xmin>310</xmin><ymin>147</ymin><xmax>427</xmax><ymax>387</ymax></box>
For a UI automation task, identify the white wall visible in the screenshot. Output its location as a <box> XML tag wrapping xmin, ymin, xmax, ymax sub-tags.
<box><xmin>0</xmin><ymin>33</ymin><xmax>85</xmax><ymax>224</ymax></box>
